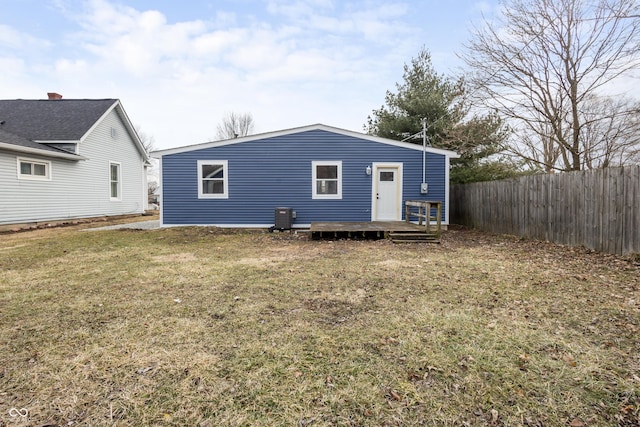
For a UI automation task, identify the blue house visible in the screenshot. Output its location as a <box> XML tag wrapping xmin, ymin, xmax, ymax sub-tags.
<box><xmin>151</xmin><ymin>124</ymin><xmax>459</xmax><ymax>228</ymax></box>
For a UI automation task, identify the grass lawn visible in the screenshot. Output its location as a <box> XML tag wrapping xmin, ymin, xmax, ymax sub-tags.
<box><xmin>1</xmin><ymin>224</ymin><xmax>639</xmax><ymax>426</ymax></box>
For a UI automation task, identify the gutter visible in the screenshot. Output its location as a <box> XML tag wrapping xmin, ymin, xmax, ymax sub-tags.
<box><xmin>0</xmin><ymin>142</ymin><xmax>87</xmax><ymax>160</ymax></box>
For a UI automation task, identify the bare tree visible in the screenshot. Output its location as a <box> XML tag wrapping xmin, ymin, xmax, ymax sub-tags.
<box><xmin>135</xmin><ymin>125</ymin><xmax>155</xmax><ymax>153</ymax></box>
<box><xmin>462</xmin><ymin>0</ymin><xmax>640</xmax><ymax>171</ymax></box>
<box><xmin>215</xmin><ymin>112</ymin><xmax>255</xmax><ymax>141</ymax></box>
<box><xmin>580</xmin><ymin>95</ymin><xmax>640</xmax><ymax>168</ymax></box>
<box><xmin>148</xmin><ymin>181</ymin><xmax>159</xmax><ymax>196</ymax></box>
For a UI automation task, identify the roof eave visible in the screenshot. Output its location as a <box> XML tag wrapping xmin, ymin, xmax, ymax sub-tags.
<box><xmin>34</xmin><ymin>139</ymin><xmax>81</xmax><ymax>144</ymax></box>
<box><xmin>0</xmin><ymin>141</ymin><xmax>87</xmax><ymax>160</ymax></box>
<box><xmin>151</xmin><ymin>123</ymin><xmax>461</xmax><ymax>158</ymax></box>
<box><xmin>114</xmin><ymin>101</ymin><xmax>151</xmax><ymax>162</ymax></box>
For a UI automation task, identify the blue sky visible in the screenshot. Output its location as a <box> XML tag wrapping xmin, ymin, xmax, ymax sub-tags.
<box><xmin>1</xmin><ymin>0</ymin><xmax>498</xmax><ymax>149</ymax></box>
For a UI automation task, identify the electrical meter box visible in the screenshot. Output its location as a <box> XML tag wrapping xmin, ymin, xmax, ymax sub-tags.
<box><xmin>420</xmin><ymin>183</ymin><xmax>429</xmax><ymax>194</ymax></box>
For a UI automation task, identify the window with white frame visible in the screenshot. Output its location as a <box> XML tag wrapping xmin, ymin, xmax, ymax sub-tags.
<box><xmin>17</xmin><ymin>157</ymin><xmax>51</xmax><ymax>181</ymax></box>
<box><xmin>312</xmin><ymin>161</ymin><xmax>342</xmax><ymax>199</ymax></box>
<box><xmin>109</xmin><ymin>162</ymin><xmax>121</xmax><ymax>200</ymax></box>
<box><xmin>198</xmin><ymin>160</ymin><xmax>228</xmax><ymax>199</ymax></box>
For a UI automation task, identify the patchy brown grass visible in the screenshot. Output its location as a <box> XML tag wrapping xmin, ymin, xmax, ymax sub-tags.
<box><xmin>1</xmin><ymin>224</ymin><xmax>639</xmax><ymax>426</ymax></box>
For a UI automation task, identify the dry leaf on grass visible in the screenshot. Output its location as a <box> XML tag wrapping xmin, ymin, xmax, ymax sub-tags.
<box><xmin>2</xmin><ymin>225</ymin><xmax>638</xmax><ymax>426</ymax></box>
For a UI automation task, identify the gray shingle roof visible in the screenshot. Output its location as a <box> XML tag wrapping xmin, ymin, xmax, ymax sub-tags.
<box><xmin>0</xmin><ymin>128</ymin><xmax>36</xmax><ymax>147</ymax></box>
<box><xmin>0</xmin><ymin>126</ymin><xmax>81</xmax><ymax>157</ymax></box>
<box><xmin>0</xmin><ymin>99</ymin><xmax>117</xmax><ymax>142</ymax></box>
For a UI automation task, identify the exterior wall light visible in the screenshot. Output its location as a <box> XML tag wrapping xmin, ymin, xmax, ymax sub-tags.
<box><xmin>366</xmin><ymin>165</ymin><xmax>372</xmax><ymax>175</ymax></box>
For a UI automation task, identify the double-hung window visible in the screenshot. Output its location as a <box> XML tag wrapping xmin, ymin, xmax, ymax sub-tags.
<box><xmin>198</xmin><ymin>160</ymin><xmax>228</xmax><ymax>199</ymax></box>
<box><xmin>312</xmin><ymin>161</ymin><xmax>342</xmax><ymax>199</ymax></box>
<box><xmin>17</xmin><ymin>158</ymin><xmax>51</xmax><ymax>181</ymax></box>
<box><xmin>109</xmin><ymin>162</ymin><xmax>121</xmax><ymax>200</ymax></box>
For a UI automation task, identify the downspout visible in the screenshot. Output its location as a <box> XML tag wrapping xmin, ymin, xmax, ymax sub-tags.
<box><xmin>422</xmin><ymin>118</ymin><xmax>427</xmax><ymax>183</ymax></box>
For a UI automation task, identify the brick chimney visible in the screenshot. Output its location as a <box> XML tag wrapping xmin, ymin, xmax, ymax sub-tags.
<box><xmin>47</xmin><ymin>92</ymin><xmax>63</xmax><ymax>100</ymax></box>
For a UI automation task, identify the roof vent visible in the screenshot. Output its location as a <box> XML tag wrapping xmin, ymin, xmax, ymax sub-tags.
<box><xmin>47</xmin><ymin>92</ymin><xmax>63</xmax><ymax>100</ymax></box>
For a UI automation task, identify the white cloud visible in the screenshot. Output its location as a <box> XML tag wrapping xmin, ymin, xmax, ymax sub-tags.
<box><xmin>350</xmin><ymin>2</ymin><xmax>411</xmax><ymax>39</ymax></box>
<box><xmin>1</xmin><ymin>0</ymin><xmax>425</xmax><ymax>148</ymax></box>
<box><xmin>192</xmin><ymin>29</ymin><xmax>247</xmax><ymax>57</ymax></box>
<box><xmin>0</xmin><ymin>25</ymin><xmax>26</xmax><ymax>49</ymax></box>
<box><xmin>54</xmin><ymin>58</ymin><xmax>89</xmax><ymax>74</ymax></box>
<box><xmin>266</xmin><ymin>0</ymin><xmax>335</xmax><ymax>20</ymax></box>
<box><xmin>71</xmin><ymin>1</ymin><xmax>209</xmax><ymax>76</ymax></box>
<box><xmin>0</xmin><ymin>24</ymin><xmax>51</xmax><ymax>50</ymax></box>
<box><xmin>63</xmin><ymin>0</ymin><xmax>416</xmax><ymax>85</ymax></box>
<box><xmin>0</xmin><ymin>57</ymin><xmax>25</xmax><ymax>77</ymax></box>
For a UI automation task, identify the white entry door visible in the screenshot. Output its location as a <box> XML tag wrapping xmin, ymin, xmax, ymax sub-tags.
<box><xmin>373</xmin><ymin>164</ymin><xmax>402</xmax><ymax>221</ymax></box>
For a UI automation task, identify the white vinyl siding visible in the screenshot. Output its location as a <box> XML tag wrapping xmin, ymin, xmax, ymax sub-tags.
<box><xmin>0</xmin><ymin>106</ymin><xmax>147</xmax><ymax>225</ymax></box>
<box><xmin>312</xmin><ymin>160</ymin><xmax>342</xmax><ymax>199</ymax></box>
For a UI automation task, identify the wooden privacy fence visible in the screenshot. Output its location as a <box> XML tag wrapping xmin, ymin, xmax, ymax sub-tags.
<box><xmin>450</xmin><ymin>165</ymin><xmax>640</xmax><ymax>255</ymax></box>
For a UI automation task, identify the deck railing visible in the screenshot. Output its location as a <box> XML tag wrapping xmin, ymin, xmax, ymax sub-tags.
<box><xmin>405</xmin><ymin>200</ymin><xmax>442</xmax><ymax>237</ymax></box>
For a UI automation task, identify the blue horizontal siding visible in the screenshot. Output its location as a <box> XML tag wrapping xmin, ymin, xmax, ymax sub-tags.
<box><xmin>161</xmin><ymin>130</ymin><xmax>447</xmax><ymax>225</ymax></box>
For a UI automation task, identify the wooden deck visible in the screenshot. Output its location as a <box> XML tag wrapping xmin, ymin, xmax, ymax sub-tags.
<box><xmin>310</xmin><ymin>221</ymin><xmax>429</xmax><ymax>240</ymax></box>
<box><xmin>309</xmin><ymin>202</ymin><xmax>443</xmax><ymax>242</ymax></box>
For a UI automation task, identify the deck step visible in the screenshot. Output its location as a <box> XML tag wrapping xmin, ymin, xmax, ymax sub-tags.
<box><xmin>388</xmin><ymin>232</ymin><xmax>440</xmax><ymax>243</ymax></box>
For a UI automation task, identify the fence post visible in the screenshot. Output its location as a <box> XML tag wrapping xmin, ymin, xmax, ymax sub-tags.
<box><xmin>449</xmin><ymin>166</ymin><xmax>639</xmax><ymax>255</ymax></box>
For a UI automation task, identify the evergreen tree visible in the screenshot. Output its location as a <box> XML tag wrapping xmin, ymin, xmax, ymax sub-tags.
<box><xmin>366</xmin><ymin>48</ymin><xmax>519</xmax><ymax>183</ymax></box>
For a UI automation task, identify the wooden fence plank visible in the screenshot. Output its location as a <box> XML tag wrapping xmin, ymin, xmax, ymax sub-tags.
<box><xmin>451</xmin><ymin>165</ymin><xmax>640</xmax><ymax>256</ymax></box>
<box><xmin>584</xmin><ymin>170</ymin><xmax>595</xmax><ymax>251</ymax></box>
<box><xmin>625</xmin><ymin>165</ymin><xmax>640</xmax><ymax>253</ymax></box>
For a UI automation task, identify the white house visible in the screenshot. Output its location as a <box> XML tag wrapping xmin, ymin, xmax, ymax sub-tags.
<box><xmin>0</xmin><ymin>94</ymin><xmax>150</xmax><ymax>226</ymax></box>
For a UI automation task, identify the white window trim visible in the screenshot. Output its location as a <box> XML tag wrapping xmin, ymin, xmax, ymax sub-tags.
<box><xmin>109</xmin><ymin>161</ymin><xmax>122</xmax><ymax>201</ymax></box>
<box><xmin>17</xmin><ymin>157</ymin><xmax>52</xmax><ymax>181</ymax></box>
<box><xmin>198</xmin><ymin>160</ymin><xmax>229</xmax><ymax>199</ymax></box>
<box><xmin>312</xmin><ymin>160</ymin><xmax>342</xmax><ymax>200</ymax></box>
